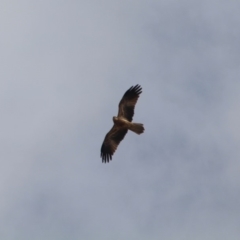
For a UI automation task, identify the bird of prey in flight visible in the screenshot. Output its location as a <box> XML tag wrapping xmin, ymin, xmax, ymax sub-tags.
<box><xmin>101</xmin><ymin>84</ymin><xmax>144</xmax><ymax>163</ymax></box>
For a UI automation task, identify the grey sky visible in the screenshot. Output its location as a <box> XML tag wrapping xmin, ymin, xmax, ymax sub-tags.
<box><xmin>1</xmin><ymin>1</ymin><xmax>240</xmax><ymax>239</ymax></box>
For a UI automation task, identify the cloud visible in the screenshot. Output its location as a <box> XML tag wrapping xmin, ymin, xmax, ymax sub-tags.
<box><xmin>1</xmin><ymin>0</ymin><xmax>240</xmax><ymax>239</ymax></box>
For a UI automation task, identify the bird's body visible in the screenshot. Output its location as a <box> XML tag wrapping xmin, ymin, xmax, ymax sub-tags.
<box><xmin>101</xmin><ymin>84</ymin><xmax>144</xmax><ymax>163</ymax></box>
<box><xmin>113</xmin><ymin>116</ymin><xmax>129</xmax><ymax>127</ymax></box>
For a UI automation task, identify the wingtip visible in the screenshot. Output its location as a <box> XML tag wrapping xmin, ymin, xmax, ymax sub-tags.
<box><xmin>132</xmin><ymin>84</ymin><xmax>142</xmax><ymax>95</ymax></box>
<box><xmin>101</xmin><ymin>153</ymin><xmax>112</xmax><ymax>163</ymax></box>
<box><xmin>128</xmin><ymin>84</ymin><xmax>142</xmax><ymax>93</ymax></box>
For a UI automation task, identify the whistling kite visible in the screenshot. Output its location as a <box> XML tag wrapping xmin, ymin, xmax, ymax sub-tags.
<box><xmin>101</xmin><ymin>84</ymin><xmax>144</xmax><ymax>163</ymax></box>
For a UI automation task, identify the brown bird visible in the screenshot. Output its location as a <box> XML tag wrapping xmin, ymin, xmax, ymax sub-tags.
<box><xmin>101</xmin><ymin>84</ymin><xmax>144</xmax><ymax>163</ymax></box>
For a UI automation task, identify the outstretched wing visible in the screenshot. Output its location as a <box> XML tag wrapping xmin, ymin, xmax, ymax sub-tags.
<box><xmin>101</xmin><ymin>125</ymin><xmax>128</xmax><ymax>163</ymax></box>
<box><xmin>117</xmin><ymin>84</ymin><xmax>142</xmax><ymax>121</ymax></box>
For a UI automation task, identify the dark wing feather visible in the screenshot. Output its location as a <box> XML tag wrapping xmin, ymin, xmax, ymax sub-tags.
<box><xmin>101</xmin><ymin>125</ymin><xmax>128</xmax><ymax>163</ymax></box>
<box><xmin>117</xmin><ymin>84</ymin><xmax>142</xmax><ymax>121</ymax></box>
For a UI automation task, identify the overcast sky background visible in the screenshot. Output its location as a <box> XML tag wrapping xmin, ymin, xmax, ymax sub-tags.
<box><xmin>1</xmin><ymin>1</ymin><xmax>240</xmax><ymax>239</ymax></box>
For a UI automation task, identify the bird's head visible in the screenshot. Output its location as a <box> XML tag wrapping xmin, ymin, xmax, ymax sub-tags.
<box><xmin>113</xmin><ymin>116</ymin><xmax>118</xmax><ymax>122</ymax></box>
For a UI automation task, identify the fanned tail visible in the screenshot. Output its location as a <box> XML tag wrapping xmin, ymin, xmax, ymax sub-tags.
<box><xmin>129</xmin><ymin>123</ymin><xmax>144</xmax><ymax>134</ymax></box>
